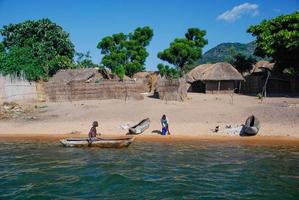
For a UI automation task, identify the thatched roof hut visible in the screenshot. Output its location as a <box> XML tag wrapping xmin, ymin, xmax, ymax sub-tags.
<box><xmin>186</xmin><ymin>62</ymin><xmax>244</xmax><ymax>94</ymax></box>
<box><xmin>50</xmin><ymin>68</ymin><xmax>98</xmax><ymax>84</ymax></box>
<box><xmin>187</xmin><ymin>62</ymin><xmax>244</xmax><ymax>82</ymax></box>
<box><xmin>49</xmin><ymin>68</ymin><xmax>124</xmax><ymax>84</ymax></box>
<box><xmin>251</xmin><ymin>61</ymin><xmax>275</xmax><ymax>73</ymax></box>
<box><xmin>133</xmin><ymin>72</ymin><xmax>151</xmax><ymax>79</ymax></box>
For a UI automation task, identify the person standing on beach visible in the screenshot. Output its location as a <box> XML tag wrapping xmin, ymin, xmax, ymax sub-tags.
<box><xmin>88</xmin><ymin>121</ymin><xmax>100</xmax><ymax>143</ymax></box>
<box><xmin>161</xmin><ymin>114</ymin><xmax>171</xmax><ymax>135</ymax></box>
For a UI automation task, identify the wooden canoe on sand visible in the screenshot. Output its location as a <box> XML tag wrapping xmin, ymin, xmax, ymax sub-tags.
<box><xmin>60</xmin><ymin>136</ymin><xmax>135</xmax><ymax>148</ymax></box>
<box><xmin>243</xmin><ymin>115</ymin><xmax>260</xmax><ymax>136</ymax></box>
<box><xmin>128</xmin><ymin>118</ymin><xmax>150</xmax><ymax>135</ymax></box>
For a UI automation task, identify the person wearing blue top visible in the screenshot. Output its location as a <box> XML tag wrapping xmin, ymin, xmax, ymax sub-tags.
<box><xmin>161</xmin><ymin>114</ymin><xmax>170</xmax><ymax>135</ymax></box>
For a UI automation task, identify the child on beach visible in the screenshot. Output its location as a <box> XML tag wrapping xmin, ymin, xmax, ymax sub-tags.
<box><xmin>161</xmin><ymin>114</ymin><xmax>170</xmax><ymax>135</ymax></box>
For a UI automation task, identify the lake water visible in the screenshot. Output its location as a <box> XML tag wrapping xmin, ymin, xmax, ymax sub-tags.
<box><xmin>0</xmin><ymin>140</ymin><xmax>298</xmax><ymax>199</ymax></box>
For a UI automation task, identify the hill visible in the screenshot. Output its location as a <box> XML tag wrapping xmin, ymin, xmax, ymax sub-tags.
<box><xmin>197</xmin><ymin>41</ymin><xmax>263</xmax><ymax>64</ymax></box>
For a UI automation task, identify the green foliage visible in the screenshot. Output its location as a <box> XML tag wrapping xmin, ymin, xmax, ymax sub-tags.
<box><xmin>197</xmin><ymin>42</ymin><xmax>266</xmax><ymax>65</ymax></box>
<box><xmin>0</xmin><ymin>18</ymin><xmax>75</xmax><ymax>80</ymax></box>
<box><xmin>157</xmin><ymin>63</ymin><xmax>179</xmax><ymax>79</ymax></box>
<box><xmin>115</xmin><ymin>66</ymin><xmax>125</xmax><ymax>80</ymax></box>
<box><xmin>157</xmin><ymin>28</ymin><xmax>207</xmax><ymax>76</ymax></box>
<box><xmin>283</xmin><ymin>67</ymin><xmax>298</xmax><ymax>78</ymax></box>
<box><xmin>247</xmin><ymin>11</ymin><xmax>299</xmax><ymax>70</ymax></box>
<box><xmin>75</xmin><ymin>51</ymin><xmax>101</xmax><ymax>68</ymax></box>
<box><xmin>0</xmin><ymin>46</ymin><xmax>44</xmax><ymax>81</ymax></box>
<box><xmin>48</xmin><ymin>55</ymin><xmax>74</xmax><ymax>76</ymax></box>
<box><xmin>230</xmin><ymin>53</ymin><xmax>256</xmax><ymax>74</ymax></box>
<box><xmin>97</xmin><ymin>26</ymin><xmax>153</xmax><ymax>77</ymax></box>
<box><xmin>0</xmin><ymin>42</ymin><xmax>5</xmax><ymax>66</ymax></box>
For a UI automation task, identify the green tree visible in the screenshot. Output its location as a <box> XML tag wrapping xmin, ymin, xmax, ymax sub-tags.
<box><xmin>97</xmin><ymin>26</ymin><xmax>153</xmax><ymax>77</ymax></box>
<box><xmin>115</xmin><ymin>66</ymin><xmax>125</xmax><ymax>80</ymax></box>
<box><xmin>48</xmin><ymin>55</ymin><xmax>74</xmax><ymax>76</ymax></box>
<box><xmin>0</xmin><ymin>42</ymin><xmax>5</xmax><ymax>65</ymax></box>
<box><xmin>230</xmin><ymin>53</ymin><xmax>256</xmax><ymax>74</ymax></box>
<box><xmin>157</xmin><ymin>28</ymin><xmax>208</xmax><ymax>76</ymax></box>
<box><xmin>0</xmin><ymin>46</ymin><xmax>44</xmax><ymax>81</ymax></box>
<box><xmin>247</xmin><ymin>11</ymin><xmax>299</xmax><ymax>71</ymax></box>
<box><xmin>75</xmin><ymin>51</ymin><xmax>101</xmax><ymax>68</ymax></box>
<box><xmin>157</xmin><ymin>63</ymin><xmax>178</xmax><ymax>79</ymax></box>
<box><xmin>0</xmin><ymin>18</ymin><xmax>75</xmax><ymax>80</ymax></box>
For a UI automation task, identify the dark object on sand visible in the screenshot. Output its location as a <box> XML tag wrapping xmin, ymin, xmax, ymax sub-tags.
<box><xmin>213</xmin><ymin>126</ymin><xmax>219</xmax><ymax>133</ymax></box>
<box><xmin>243</xmin><ymin>115</ymin><xmax>260</xmax><ymax>136</ymax></box>
<box><xmin>60</xmin><ymin>136</ymin><xmax>135</xmax><ymax>148</ymax></box>
<box><xmin>128</xmin><ymin>118</ymin><xmax>150</xmax><ymax>135</ymax></box>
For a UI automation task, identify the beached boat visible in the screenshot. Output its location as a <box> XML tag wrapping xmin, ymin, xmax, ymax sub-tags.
<box><xmin>243</xmin><ymin>115</ymin><xmax>260</xmax><ymax>136</ymax></box>
<box><xmin>128</xmin><ymin>118</ymin><xmax>150</xmax><ymax>135</ymax></box>
<box><xmin>60</xmin><ymin>136</ymin><xmax>135</xmax><ymax>148</ymax></box>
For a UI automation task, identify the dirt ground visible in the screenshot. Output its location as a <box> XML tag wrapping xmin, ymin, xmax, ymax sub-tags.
<box><xmin>0</xmin><ymin>93</ymin><xmax>299</xmax><ymax>140</ymax></box>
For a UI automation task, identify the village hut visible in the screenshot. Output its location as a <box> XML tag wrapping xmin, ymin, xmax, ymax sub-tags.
<box><xmin>251</xmin><ymin>61</ymin><xmax>275</xmax><ymax>74</ymax></box>
<box><xmin>45</xmin><ymin>68</ymin><xmax>146</xmax><ymax>102</ymax></box>
<box><xmin>242</xmin><ymin>60</ymin><xmax>295</xmax><ymax>94</ymax></box>
<box><xmin>50</xmin><ymin>68</ymin><xmax>98</xmax><ymax>84</ymax></box>
<box><xmin>186</xmin><ymin>62</ymin><xmax>244</xmax><ymax>94</ymax></box>
<box><xmin>133</xmin><ymin>71</ymin><xmax>151</xmax><ymax>79</ymax></box>
<box><xmin>133</xmin><ymin>71</ymin><xmax>159</xmax><ymax>92</ymax></box>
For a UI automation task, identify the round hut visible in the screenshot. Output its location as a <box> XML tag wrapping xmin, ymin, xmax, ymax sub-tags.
<box><xmin>186</xmin><ymin>62</ymin><xmax>244</xmax><ymax>94</ymax></box>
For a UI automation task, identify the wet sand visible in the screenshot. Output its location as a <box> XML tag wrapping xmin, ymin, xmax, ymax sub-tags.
<box><xmin>0</xmin><ymin>133</ymin><xmax>299</xmax><ymax>146</ymax></box>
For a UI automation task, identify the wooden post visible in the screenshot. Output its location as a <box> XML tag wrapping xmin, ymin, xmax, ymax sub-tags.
<box><xmin>263</xmin><ymin>71</ymin><xmax>270</xmax><ymax>97</ymax></box>
<box><xmin>218</xmin><ymin>81</ymin><xmax>221</xmax><ymax>94</ymax></box>
<box><xmin>238</xmin><ymin>81</ymin><xmax>242</xmax><ymax>93</ymax></box>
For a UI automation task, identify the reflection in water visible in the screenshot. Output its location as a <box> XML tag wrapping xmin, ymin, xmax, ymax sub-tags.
<box><xmin>0</xmin><ymin>141</ymin><xmax>298</xmax><ymax>199</ymax></box>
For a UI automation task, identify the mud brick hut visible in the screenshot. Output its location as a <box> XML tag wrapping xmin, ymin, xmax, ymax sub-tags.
<box><xmin>242</xmin><ymin>60</ymin><xmax>298</xmax><ymax>94</ymax></box>
<box><xmin>186</xmin><ymin>62</ymin><xmax>244</xmax><ymax>94</ymax></box>
<box><xmin>45</xmin><ymin>68</ymin><xmax>146</xmax><ymax>102</ymax></box>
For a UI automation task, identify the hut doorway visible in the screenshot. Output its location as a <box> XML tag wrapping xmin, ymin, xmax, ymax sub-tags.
<box><xmin>188</xmin><ymin>80</ymin><xmax>206</xmax><ymax>93</ymax></box>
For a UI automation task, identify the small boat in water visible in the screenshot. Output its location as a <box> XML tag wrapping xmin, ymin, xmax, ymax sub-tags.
<box><xmin>128</xmin><ymin>118</ymin><xmax>150</xmax><ymax>135</ymax></box>
<box><xmin>243</xmin><ymin>115</ymin><xmax>260</xmax><ymax>136</ymax></box>
<box><xmin>60</xmin><ymin>136</ymin><xmax>135</xmax><ymax>148</ymax></box>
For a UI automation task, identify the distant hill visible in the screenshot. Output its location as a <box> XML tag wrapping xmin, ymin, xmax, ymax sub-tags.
<box><xmin>197</xmin><ymin>41</ymin><xmax>264</xmax><ymax>65</ymax></box>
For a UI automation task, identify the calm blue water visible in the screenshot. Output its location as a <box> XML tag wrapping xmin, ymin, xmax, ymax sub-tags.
<box><xmin>0</xmin><ymin>140</ymin><xmax>298</xmax><ymax>199</ymax></box>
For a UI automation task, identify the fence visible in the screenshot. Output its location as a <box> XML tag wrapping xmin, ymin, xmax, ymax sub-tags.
<box><xmin>156</xmin><ymin>78</ymin><xmax>188</xmax><ymax>101</ymax></box>
<box><xmin>0</xmin><ymin>75</ymin><xmax>39</xmax><ymax>102</ymax></box>
<box><xmin>241</xmin><ymin>75</ymin><xmax>297</xmax><ymax>94</ymax></box>
<box><xmin>45</xmin><ymin>79</ymin><xmax>146</xmax><ymax>102</ymax></box>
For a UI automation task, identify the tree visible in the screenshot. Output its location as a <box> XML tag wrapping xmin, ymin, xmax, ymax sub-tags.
<box><xmin>0</xmin><ymin>18</ymin><xmax>75</xmax><ymax>80</ymax></box>
<box><xmin>247</xmin><ymin>11</ymin><xmax>299</xmax><ymax>71</ymax></box>
<box><xmin>75</xmin><ymin>51</ymin><xmax>101</xmax><ymax>68</ymax></box>
<box><xmin>157</xmin><ymin>63</ymin><xmax>178</xmax><ymax>79</ymax></box>
<box><xmin>0</xmin><ymin>46</ymin><xmax>44</xmax><ymax>81</ymax></box>
<box><xmin>97</xmin><ymin>26</ymin><xmax>153</xmax><ymax>77</ymax></box>
<box><xmin>157</xmin><ymin>28</ymin><xmax>208</xmax><ymax>76</ymax></box>
<box><xmin>230</xmin><ymin>53</ymin><xmax>256</xmax><ymax>74</ymax></box>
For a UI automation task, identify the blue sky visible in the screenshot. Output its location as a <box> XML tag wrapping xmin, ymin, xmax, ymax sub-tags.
<box><xmin>0</xmin><ymin>0</ymin><xmax>298</xmax><ymax>70</ymax></box>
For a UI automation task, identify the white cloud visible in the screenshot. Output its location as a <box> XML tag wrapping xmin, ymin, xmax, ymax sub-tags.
<box><xmin>217</xmin><ymin>3</ymin><xmax>259</xmax><ymax>22</ymax></box>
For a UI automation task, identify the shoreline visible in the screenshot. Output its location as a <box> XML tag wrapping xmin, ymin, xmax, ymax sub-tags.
<box><xmin>1</xmin><ymin>133</ymin><xmax>299</xmax><ymax>145</ymax></box>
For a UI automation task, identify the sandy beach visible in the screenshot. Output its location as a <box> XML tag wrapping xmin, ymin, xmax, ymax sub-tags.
<box><xmin>0</xmin><ymin>93</ymin><xmax>298</xmax><ymax>142</ymax></box>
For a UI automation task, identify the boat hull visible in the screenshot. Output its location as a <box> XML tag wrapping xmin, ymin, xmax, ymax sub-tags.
<box><xmin>243</xmin><ymin>115</ymin><xmax>260</xmax><ymax>136</ymax></box>
<box><xmin>128</xmin><ymin>118</ymin><xmax>150</xmax><ymax>135</ymax></box>
<box><xmin>60</xmin><ymin>136</ymin><xmax>135</xmax><ymax>148</ymax></box>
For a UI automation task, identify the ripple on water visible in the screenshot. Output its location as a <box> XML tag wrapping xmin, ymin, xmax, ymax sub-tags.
<box><xmin>0</xmin><ymin>141</ymin><xmax>298</xmax><ymax>199</ymax></box>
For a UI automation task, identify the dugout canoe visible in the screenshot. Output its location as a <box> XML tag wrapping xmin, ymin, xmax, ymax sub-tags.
<box><xmin>243</xmin><ymin>115</ymin><xmax>260</xmax><ymax>136</ymax></box>
<box><xmin>60</xmin><ymin>136</ymin><xmax>135</xmax><ymax>148</ymax></box>
<box><xmin>128</xmin><ymin>118</ymin><xmax>150</xmax><ymax>135</ymax></box>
